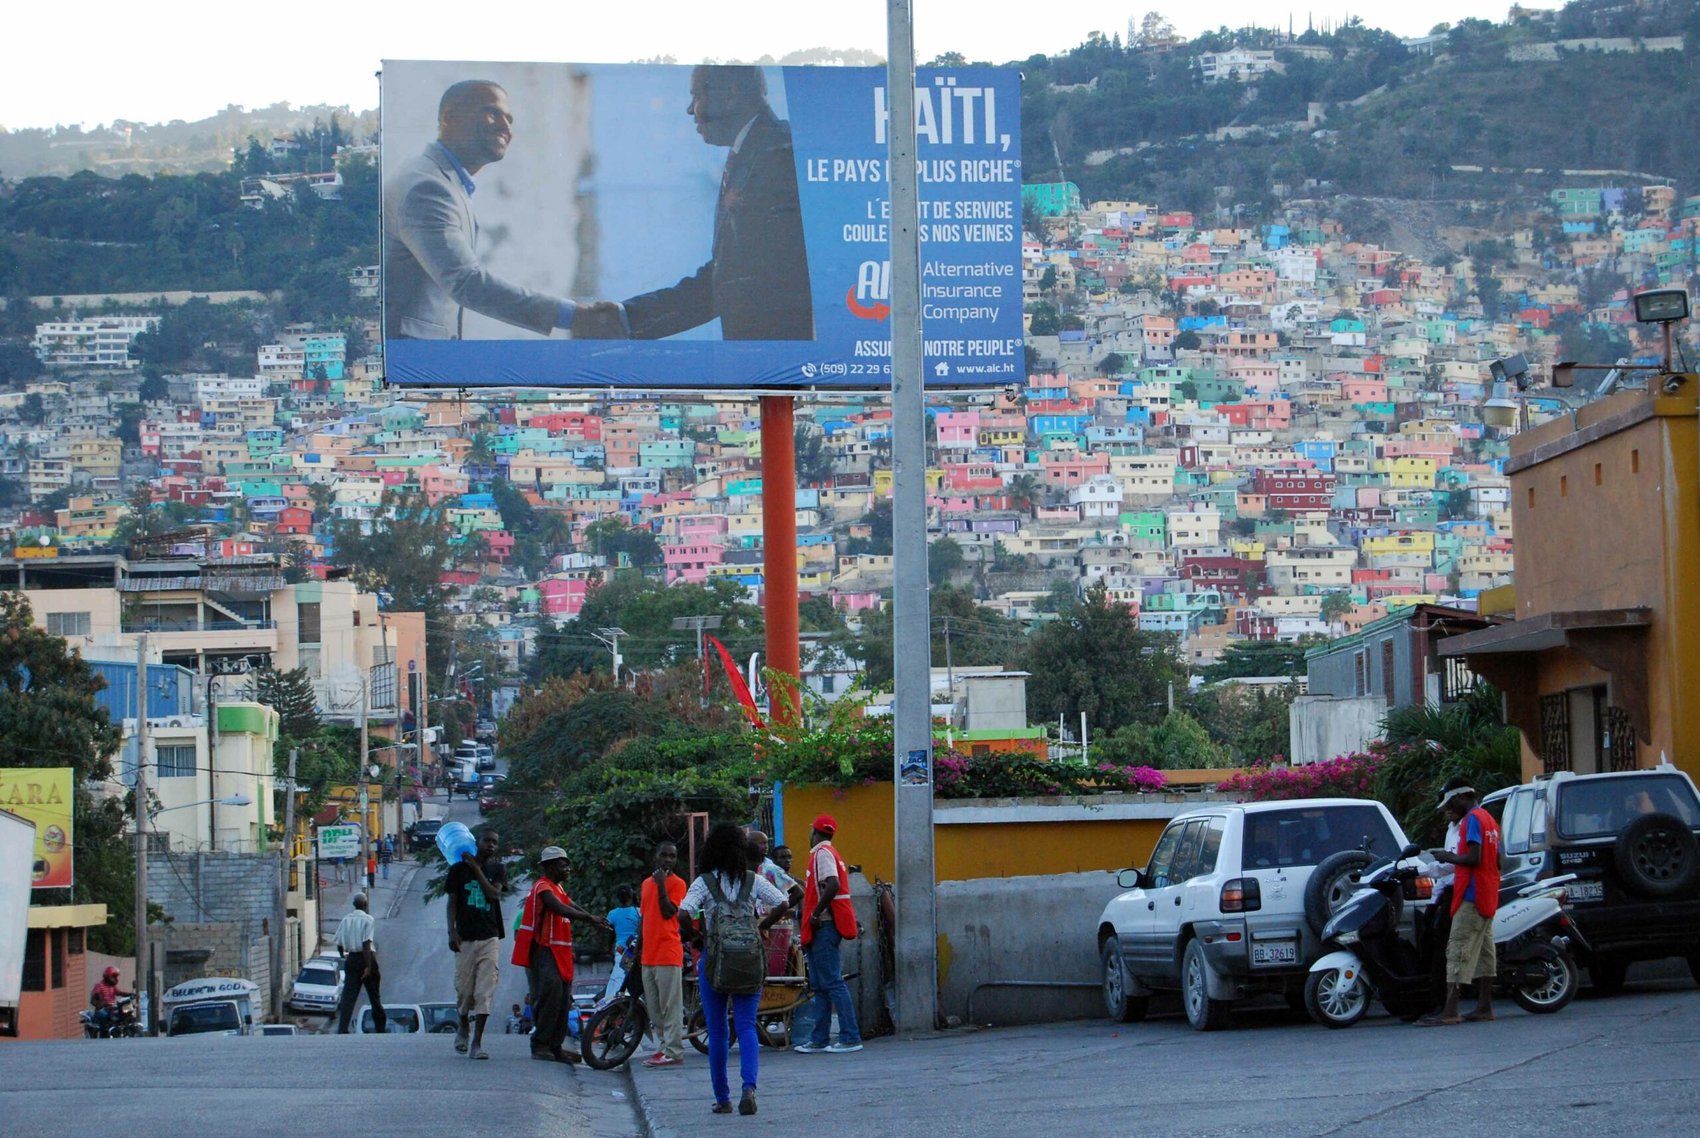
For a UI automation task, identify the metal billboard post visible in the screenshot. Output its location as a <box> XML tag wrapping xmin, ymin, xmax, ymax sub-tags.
<box><xmin>760</xmin><ymin>396</ymin><xmax>801</xmax><ymax>725</ymax></box>
<box><xmin>887</xmin><ymin>0</ymin><xmax>938</xmax><ymax>1035</ymax></box>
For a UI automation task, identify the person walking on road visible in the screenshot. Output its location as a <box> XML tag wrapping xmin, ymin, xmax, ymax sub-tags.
<box><xmin>513</xmin><ymin>846</ymin><xmax>610</xmax><ymax>1064</ymax></box>
<box><xmin>639</xmin><ymin>842</ymin><xmax>689</xmax><ymax>1069</ymax></box>
<box><xmin>380</xmin><ymin>835</ymin><xmax>393</xmax><ymax>880</ymax></box>
<box><xmin>682</xmin><ymin>822</ymin><xmax>792</xmax><ymax>1116</ymax></box>
<box><xmin>795</xmin><ymin>815</ymin><xmax>863</xmax><ymax>1054</ymax></box>
<box><xmin>334</xmin><ymin>893</ymin><xmax>386</xmax><ymax>1033</ymax></box>
<box><xmin>448</xmin><ymin>828</ymin><xmax>506</xmax><ymax>1059</ymax></box>
<box><xmin>1419</xmin><ymin>783</ymin><xmax>1502</xmax><ymax>1026</ymax></box>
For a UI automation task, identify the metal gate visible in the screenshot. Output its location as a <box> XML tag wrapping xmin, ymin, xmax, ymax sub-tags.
<box><xmin>1538</xmin><ymin>692</ymin><xmax>1571</xmax><ymax>774</ymax></box>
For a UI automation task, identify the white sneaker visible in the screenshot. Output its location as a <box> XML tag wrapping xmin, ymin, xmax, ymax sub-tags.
<box><xmin>792</xmin><ymin>1041</ymin><xmax>829</xmax><ymax>1054</ymax></box>
<box><xmin>825</xmin><ymin>1041</ymin><xmax>863</xmax><ymax>1053</ymax></box>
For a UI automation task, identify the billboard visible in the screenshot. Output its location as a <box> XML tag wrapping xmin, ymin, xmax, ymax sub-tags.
<box><xmin>379</xmin><ymin>61</ymin><xmax>1023</xmax><ymax>391</ymax></box>
<box><xmin>0</xmin><ymin>768</ymin><xmax>74</xmax><ymax>890</ymax></box>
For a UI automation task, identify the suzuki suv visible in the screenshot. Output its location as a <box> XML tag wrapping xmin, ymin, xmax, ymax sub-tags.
<box><xmin>1484</xmin><ymin>764</ymin><xmax>1700</xmax><ymax>991</ymax></box>
<box><xmin>1097</xmin><ymin>798</ymin><xmax>1411</xmax><ymax>1031</ymax></box>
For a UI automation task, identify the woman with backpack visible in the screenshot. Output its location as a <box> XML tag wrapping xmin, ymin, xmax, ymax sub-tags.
<box><xmin>680</xmin><ymin>821</ymin><xmax>793</xmax><ymax>1116</ymax></box>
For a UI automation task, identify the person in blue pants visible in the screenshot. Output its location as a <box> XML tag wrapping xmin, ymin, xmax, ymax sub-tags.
<box><xmin>680</xmin><ymin>822</ymin><xmax>792</xmax><ymax>1116</ymax></box>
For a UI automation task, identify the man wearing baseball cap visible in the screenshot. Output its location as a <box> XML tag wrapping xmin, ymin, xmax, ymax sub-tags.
<box><xmin>513</xmin><ymin>846</ymin><xmax>611</xmax><ymax>1062</ymax></box>
<box><xmin>1419</xmin><ymin>782</ymin><xmax>1502</xmax><ymax>1026</ymax></box>
<box><xmin>794</xmin><ymin>815</ymin><xmax>862</xmax><ymax>1054</ymax></box>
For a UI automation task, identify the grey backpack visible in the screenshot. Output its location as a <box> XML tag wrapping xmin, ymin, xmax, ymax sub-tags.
<box><xmin>702</xmin><ymin>872</ymin><xmax>765</xmax><ymax>995</ymax></box>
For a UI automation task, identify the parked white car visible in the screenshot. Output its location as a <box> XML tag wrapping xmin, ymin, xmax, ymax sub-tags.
<box><xmin>286</xmin><ymin>956</ymin><xmax>343</xmax><ymax>1015</ymax></box>
<box><xmin>358</xmin><ymin>1003</ymin><xmax>423</xmax><ymax>1033</ymax></box>
<box><xmin>1096</xmin><ymin>798</ymin><xmax>1413</xmax><ymax>1031</ymax></box>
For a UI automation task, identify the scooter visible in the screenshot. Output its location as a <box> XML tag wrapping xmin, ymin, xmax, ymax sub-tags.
<box><xmin>80</xmin><ymin>995</ymin><xmax>141</xmax><ymax>1039</ymax></box>
<box><xmin>1304</xmin><ymin>843</ymin><xmax>1583</xmax><ymax>1028</ymax></box>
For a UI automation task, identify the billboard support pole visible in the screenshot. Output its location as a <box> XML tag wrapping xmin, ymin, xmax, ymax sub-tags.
<box><xmin>133</xmin><ymin>633</ymin><xmax>151</xmax><ymax>1034</ymax></box>
<box><xmin>759</xmin><ymin>396</ymin><xmax>801</xmax><ymax>725</ymax></box>
<box><xmin>887</xmin><ymin>0</ymin><xmax>938</xmax><ymax>1035</ymax></box>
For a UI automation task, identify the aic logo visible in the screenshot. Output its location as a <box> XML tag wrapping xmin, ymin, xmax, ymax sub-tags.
<box><xmin>846</xmin><ymin>260</ymin><xmax>891</xmax><ymax>320</ymax></box>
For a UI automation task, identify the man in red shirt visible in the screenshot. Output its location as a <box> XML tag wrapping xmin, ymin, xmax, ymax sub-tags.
<box><xmin>89</xmin><ymin>965</ymin><xmax>129</xmax><ymax>1033</ymax></box>
<box><xmin>1420</xmin><ymin>783</ymin><xmax>1502</xmax><ymax>1026</ymax></box>
<box><xmin>638</xmin><ymin>841</ymin><xmax>688</xmax><ymax>1068</ymax></box>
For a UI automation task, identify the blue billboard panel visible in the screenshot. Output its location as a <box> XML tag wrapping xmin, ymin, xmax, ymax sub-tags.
<box><xmin>379</xmin><ymin>61</ymin><xmax>1023</xmax><ymax>391</ymax></box>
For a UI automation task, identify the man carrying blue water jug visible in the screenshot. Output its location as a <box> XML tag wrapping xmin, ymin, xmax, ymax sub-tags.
<box><xmin>447</xmin><ymin>827</ymin><xmax>507</xmax><ymax>1060</ymax></box>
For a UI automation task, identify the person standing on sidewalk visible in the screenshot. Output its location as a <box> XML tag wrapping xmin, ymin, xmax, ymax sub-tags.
<box><xmin>748</xmin><ymin>829</ymin><xmax>801</xmax><ymax>976</ymax></box>
<box><xmin>334</xmin><ymin>893</ymin><xmax>386</xmax><ymax>1033</ymax></box>
<box><xmin>638</xmin><ymin>842</ymin><xmax>688</xmax><ymax>1069</ymax></box>
<box><xmin>794</xmin><ymin>815</ymin><xmax>862</xmax><ymax>1054</ymax></box>
<box><xmin>513</xmin><ymin>846</ymin><xmax>610</xmax><ymax>1064</ymax></box>
<box><xmin>447</xmin><ymin>829</ymin><xmax>506</xmax><ymax>1060</ymax></box>
<box><xmin>681</xmin><ymin>822</ymin><xmax>792</xmax><ymax>1116</ymax></box>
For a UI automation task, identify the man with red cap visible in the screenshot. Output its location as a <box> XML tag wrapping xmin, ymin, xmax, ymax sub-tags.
<box><xmin>793</xmin><ymin>815</ymin><xmax>862</xmax><ymax>1054</ymax></box>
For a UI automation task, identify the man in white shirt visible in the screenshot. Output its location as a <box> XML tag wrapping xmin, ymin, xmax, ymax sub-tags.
<box><xmin>334</xmin><ymin>893</ymin><xmax>387</xmax><ymax>1033</ymax></box>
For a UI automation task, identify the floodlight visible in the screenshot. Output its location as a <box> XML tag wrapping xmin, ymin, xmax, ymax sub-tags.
<box><xmin>1633</xmin><ymin>289</ymin><xmax>1689</xmax><ymax>325</ymax></box>
<box><xmin>1481</xmin><ymin>397</ymin><xmax>1520</xmax><ymax>429</ymax></box>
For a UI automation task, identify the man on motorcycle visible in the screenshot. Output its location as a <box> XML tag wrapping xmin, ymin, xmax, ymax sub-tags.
<box><xmin>1419</xmin><ymin>784</ymin><xmax>1502</xmax><ymax>1026</ymax></box>
<box><xmin>90</xmin><ymin>966</ymin><xmax>130</xmax><ymax>1034</ymax></box>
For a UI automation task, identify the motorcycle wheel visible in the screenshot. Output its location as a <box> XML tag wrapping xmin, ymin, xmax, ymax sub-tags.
<box><xmin>1304</xmin><ymin>967</ymin><xmax>1370</xmax><ymax>1029</ymax></box>
<box><xmin>1511</xmin><ymin>943</ymin><xmax>1576</xmax><ymax>1015</ymax></box>
<box><xmin>686</xmin><ymin>1006</ymin><xmax>710</xmax><ymax>1055</ymax></box>
<box><xmin>581</xmin><ymin>996</ymin><xmax>649</xmax><ymax>1070</ymax></box>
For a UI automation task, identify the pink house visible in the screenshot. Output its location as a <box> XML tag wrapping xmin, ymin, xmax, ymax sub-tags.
<box><xmin>934</xmin><ymin>411</ymin><xmax>980</xmax><ymax>449</ymax></box>
<box><xmin>538</xmin><ymin>578</ymin><xmax>590</xmax><ymax>618</ymax></box>
<box><xmin>1039</xmin><ymin>452</ymin><xmax>1110</xmax><ymax>489</ymax></box>
<box><xmin>832</xmin><ymin>590</ymin><xmax>882</xmax><ymax>615</ymax></box>
<box><xmin>664</xmin><ymin>541</ymin><xmax>727</xmax><ymax>584</ymax></box>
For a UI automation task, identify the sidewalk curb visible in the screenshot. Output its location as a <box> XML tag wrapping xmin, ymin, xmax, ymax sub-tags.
<box><xmin>622</xmin><ymin>1063</ymin><xmax>678</xmax><ymax>1138</ymax></box>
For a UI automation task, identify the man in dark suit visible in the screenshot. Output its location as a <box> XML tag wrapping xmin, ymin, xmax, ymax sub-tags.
<box><xmin>580</xmin><ymin>66</ymin><xmax>813</xmax><ymax>342</ymax></box>
<box><xmin>385</xmin><ymin>80</ymin><xmax>577</xmax><ymax>340</ymax></box>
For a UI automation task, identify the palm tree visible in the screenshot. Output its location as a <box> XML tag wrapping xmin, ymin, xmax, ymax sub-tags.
<box><xmin>1007</xmin><ymin>473</ymin><xmax>1041</xmax><ymax>511</ymax></box>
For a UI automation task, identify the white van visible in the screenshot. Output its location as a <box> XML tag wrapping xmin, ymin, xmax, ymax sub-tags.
<box><xmin>161</xmin><ymin>976</ymin><xmax>260</xmax><ymax>1036</ymax></box>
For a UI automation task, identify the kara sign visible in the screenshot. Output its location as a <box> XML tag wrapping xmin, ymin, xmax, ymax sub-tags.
<box><xmin>379</xmin><ymin>61</ymin><xmax>1023</xmax><ymax>391</ymax></box>
<box><xmin>0</xmin><ymin>768</ymin><xmax>73</xmax><ymax>890</ymax></box>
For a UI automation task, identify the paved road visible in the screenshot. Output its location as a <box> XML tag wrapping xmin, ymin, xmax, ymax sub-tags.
<box><xmin>627</xmin><ymin>971</ymin><xmax>1700</xmax><ymax>1138</ymax></box>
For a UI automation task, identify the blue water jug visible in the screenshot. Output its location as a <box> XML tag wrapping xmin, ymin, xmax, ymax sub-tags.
<box><xmin>435</xmin><ymin>820</ymin><xmax>476</xmax><ymax>864</ymax></box>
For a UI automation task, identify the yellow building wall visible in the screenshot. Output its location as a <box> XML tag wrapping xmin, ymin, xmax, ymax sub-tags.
<box><xmin>781</xmin><ymin>783</ymin><xmax>1172</xmax><ymax>884</ymax></box>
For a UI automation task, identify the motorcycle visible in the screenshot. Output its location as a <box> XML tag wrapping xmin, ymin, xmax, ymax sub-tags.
<box><xmin>80</xmin><ymin>995</ymin><xmax>141</xmax><ymax>1039</ymax></box>
<box><xmin>1304</xmin><ymin>842</ymin><xmax>1583</xmax><ymax>1028</ymax></box>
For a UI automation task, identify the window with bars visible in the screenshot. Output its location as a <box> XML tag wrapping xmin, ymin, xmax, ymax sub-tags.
<box><xmin>21</xmin><ymin>930</ymin><xmax>44</xmax><ymax>992</ymax></box>
<box><xmin>157</xmin><ymin>744</ymin><xmax>196</xmax><ymax>778</ymax></box>
<box><xmin>1539</xmin><ymin>693</ymin><xmax>1571</xmax><ymax>774</ymax></box>
<box><xmin>298</xmin><ymin>602</ymin><xmax>321</xmax><ymax>645</ymax></box>
<box><xmin>50</xmin><ymin>929</ymin><xmax>64</xmax><ymax>990</ymax></box>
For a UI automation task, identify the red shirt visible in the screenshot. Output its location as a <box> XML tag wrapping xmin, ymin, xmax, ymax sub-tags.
<box><xmin>639</xmin><ymin>874</ymin><xmax>687</xmax><ymax>967</ymax></box>
<box><xmin>91</xmin><ymin>979</ymin><xmax>120</xmax><ymax>1008</ymax></box>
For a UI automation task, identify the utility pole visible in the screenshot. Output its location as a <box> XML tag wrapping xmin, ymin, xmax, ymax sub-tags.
<box><xmin>133</xmin><ymin>633</ymin><xmax>151</xmax><ymax>1034</ymax></box>
<box><xmin>942</xmin><ymin>615</ymin><xmax>955</xmax><ymax>702</ymax></box>
<box><xmin>273</xmin><ymin>745</ymin><xmax>299</xmax><ymax>1021</ymax></box>
<box><xmin>594</xmin><ymin>627</ymin><xmax>626</xmax><ymax>685</ymax></box>
<box><xmin>381</xmin><ymin>616</ymin><xmax>401</xmax><ymax>848</ymax></box>
<box><xmin>358</xmin><ymin>667</ymin><xmax>370</xmax><ymax>890</ymax></box>
<box><xmin>888</xmin><ymin>0</ymin><xmax>939</xmax><ymax>1036</ymax></box>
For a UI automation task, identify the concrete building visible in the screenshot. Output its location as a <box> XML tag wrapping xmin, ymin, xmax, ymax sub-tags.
<box><xmin>32</xmin><ymin>315</ymin><xmax>160</xmax><ymax>369</ymax></box>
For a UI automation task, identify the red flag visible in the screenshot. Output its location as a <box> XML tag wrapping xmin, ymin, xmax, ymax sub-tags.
<box><xmin>708</xmin><ymin>635</ymin><xmax>764</xmax><ymax>729</ymax></box>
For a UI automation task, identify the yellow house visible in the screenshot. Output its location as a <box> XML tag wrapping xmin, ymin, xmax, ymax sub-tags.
<box><xmin>1373</xmin><ymin>456</ymin><xmax>1437</xmax><ymax>489</ymax></box>
<box><xmin>1362</xmin><ymin>531</ymin><xmax>1436</xmax><ymax>557</ymax></box>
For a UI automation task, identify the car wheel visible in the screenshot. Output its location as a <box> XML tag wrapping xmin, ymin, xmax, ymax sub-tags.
<box><xmin>1100</xmin><ymin>936</ymin><xmax>1148</xmax><ymax>1023</ymax></box>
<box><xmin>1305</xmin><ymin>850</ymin><xmax>1377</xmax><ymax>937</ymax></box>
<box><xmin>1181</xmin><ymin>939</ymin><xmax>1231</xmax><ymax>1032</ymax></box>
<box><xmin>1613</xmin><ymin>813</ymin><xmax>1699</xmax><ymax>899</ymax></box>
<box><xmin>1687</xmin><ymin>954</ymin><xmax>1700</xmax><ymax>987</ymax></box>
<box><xmin>1303</xmin><ymin>966</ymin><xmax>1369</xmax><ymax>1029</ymax></box>
<box><xmin>1589</xmin><ymin>958</ymin><xmax>1628</xmax><ymax>994</ymax></box>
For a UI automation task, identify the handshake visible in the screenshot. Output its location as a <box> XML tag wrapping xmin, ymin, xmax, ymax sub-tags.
<box><xmin>572</xmin><ymin>301</ymin><xmax>628</xmax><ymax>340</ymax></box>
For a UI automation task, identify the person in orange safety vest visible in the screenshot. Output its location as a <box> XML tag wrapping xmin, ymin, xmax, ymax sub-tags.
<box><xmin>513</xmin><ymin>845</ymin><xmax>610</xmax><ymax>1063</ymax></box>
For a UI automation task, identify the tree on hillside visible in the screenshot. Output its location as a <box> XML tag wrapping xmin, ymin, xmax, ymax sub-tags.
<box><xmin>1023</xmin><ymin>580</ymin><xmax>1186</xmax><ymax>734</ymax></box>
<box><xmin>850</xmin><ymin>584</ymin><xmax>1026</xmax><ymax>689</ymax></box>
<box><xmin>794</xmin><ymin>423</ymin><xmax>833</xmax><ymax>485</ymax></box>
<box><xmin>0</xmin><ymin>592</ymin><xmax>133</xmax><ymax>952</ymax></box>
<box><xmin>530</xmin><ymin>575</ymin><xmax>764</xmax><ymax>683</ymax></box>
<box><xmin>928</xmin><ymin>536</ymin><xmax>965</xmax><ymax>586</ymax></box>
<box><xmin>328</xmin><ymin>487</ymin><xmax>454</xmax><ymax>616</ymax></box>
<box><xmin>1201</xmin><ymin>639</ymin><xmax>1309</xmax><ymax>682</ymax></box>
<box><xmin>583</xmin><ymin>516</ymin><xmax>662</xmax><ymax>568</ymax></box>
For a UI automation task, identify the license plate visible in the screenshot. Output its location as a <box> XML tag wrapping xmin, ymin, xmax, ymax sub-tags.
<box><xmin>1252</xmin><ymin>941</ymin><xmax>1297</xmax><ymax>966</ymax></box>
<box><xmin>1567</xmin><ymin>880</ymin><xmax>1604</xmax><ymax>903</ymax></box>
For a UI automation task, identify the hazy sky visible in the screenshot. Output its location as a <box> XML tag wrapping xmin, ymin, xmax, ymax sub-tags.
<box><xmin>2</xmin><ymin>1</ymin><xmax>1554</xmax><ymax>129</ymax></box>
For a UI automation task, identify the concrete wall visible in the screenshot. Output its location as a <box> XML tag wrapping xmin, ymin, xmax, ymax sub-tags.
<box><xmin>1289</xmin><ymin>694</ymin><xmax>1386</xmax><ymax>764</ymax></box>
<box><xmin>937</xmin><ymin>870</ymin><xmax>1123</xmax><ymax>1026</ymax></box>
<box><xmin>146</xmin><ymin>850</ymin><xmax>282</xmax><ymax>1014</ymax></box>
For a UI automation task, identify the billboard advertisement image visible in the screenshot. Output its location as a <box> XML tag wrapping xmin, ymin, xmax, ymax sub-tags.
<box><xmin>0</xmin><ymin>768</ymin><xmax>74</xmax><ymax>890</ymax></box>
<box><xmin>380</xmin><ymin>61</ymin><xmax>1023</xmax><ymax>391</ymax></box>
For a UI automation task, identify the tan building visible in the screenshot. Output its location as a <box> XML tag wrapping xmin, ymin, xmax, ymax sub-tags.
<box><xmin>1442</xmin><ymin>383</ymin><xmax>1700</xmax><ymax>780</ymax></box>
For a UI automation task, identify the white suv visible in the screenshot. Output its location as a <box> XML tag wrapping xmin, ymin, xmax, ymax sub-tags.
<box><xmin>1096</xmin><ymin>798</ymin><xmax>1412</xmax><ymax>1031</ymax></box>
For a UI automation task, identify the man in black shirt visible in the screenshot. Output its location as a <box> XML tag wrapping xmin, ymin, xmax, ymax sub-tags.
<box><xmin>447</xmin><ymin>829</ymin><xmax>507</xmax><ymax>1059</ymax></box>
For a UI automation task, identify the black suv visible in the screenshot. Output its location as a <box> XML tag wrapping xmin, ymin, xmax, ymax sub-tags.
<box><xmin>408</xmin><ymin>817</ymin><xmax>444</xmax><ymax>853</ymax></box>
<box><xmin>1485</xmin><ymin>766</ymin><xmax>1700</xmax><ymax>991</ymax></box>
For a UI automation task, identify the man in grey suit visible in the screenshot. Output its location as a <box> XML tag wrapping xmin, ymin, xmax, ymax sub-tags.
<box><xmin>384</xmin><ymin>80</ymin><xmax>578</xmax><ymax>340</ymax></box>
